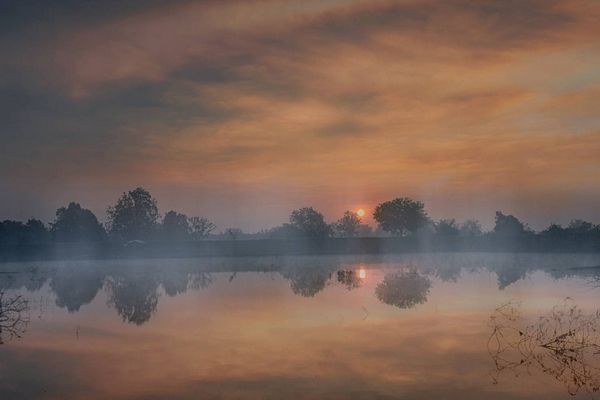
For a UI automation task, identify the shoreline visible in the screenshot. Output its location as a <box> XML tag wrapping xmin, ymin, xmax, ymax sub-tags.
<box><xmin>1</xmin><ymin>236</ymin><xmax>598</xmax><ymax>262</ymax></box>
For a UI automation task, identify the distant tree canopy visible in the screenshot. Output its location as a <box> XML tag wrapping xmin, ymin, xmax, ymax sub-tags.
<box><xmin>333</xmin><ymin>211</ymin><xmax>362</xmax><ymax>238</ymax></box>
<box><xmin>50</xmin><ymin>202</ymin><xmax>105</xmax><ymax>242</ymax></box>
<box><xmin>161</xmin><ymin>211</ymin><xmax>189</xmax><ymax>241</ymax></box>
<box><xmin>373</xmin><ymin>197</ymin><xmax>429</xmax><ymax>235</ymax></box>
<box><xmin>0</xmin><ymin>219</ymin><xmax>49</xmax><ymax>246</ymax></box>
<box><xmin>189</xmin><ymin>217</ymin><xmax>216</xmax><ymax>239</ymax></box>
<box><xmin>494</xmin><ymin>211</ymin><xmax>529</xmax><ymax>237</ymax></box>
<box><xmin>540</xmin><ymin>223</ymin><xmax>567</xmax><ymax>241</ymax></box>
<box><xmin>289</xmin><ymin>207</ymin><xmax>332</xmax><ymax>239</ymax></box>
<box><xmin>1</xmin><ymin>187</ymin><xmax>600</xmax><ymax>254</ymax></box>
<box><xmin>435</xmin><ymin>219</ymin><xmax>460</xmax><ymax>237</ymax></box>
<box><xmin>107</xmin><ymin>187</ymin><xmax>159</xmax><ymax>241</ymax></box>
<box><xmin>267</xmin><ymin>223</ymin><xmax>301</xmax><ymax>239</ymax></box>
<box><xmin>568</xmin><ymin>219</ymin><xmax>595</xmax><ymax>235</ymax></box>
<box><xmin>459</xmin><ymin>219</ymin><xmax>483</xmax><ymax>238</ymax></box>
<box><xmin>539</xmin><ymin>219</ymin><xmax>600</xmax><ymax>248</ymax></box>
<box><xmin>223</xmin><ymin>228</ymin><xmax>244</xmax><ymax>240</ymax></box>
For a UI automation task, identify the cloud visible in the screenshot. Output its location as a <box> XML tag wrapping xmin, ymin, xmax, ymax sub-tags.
<box><xmin>1</xmin><ymin>0</ymin><xmax>600</xmax><ymax>228</ymax></box>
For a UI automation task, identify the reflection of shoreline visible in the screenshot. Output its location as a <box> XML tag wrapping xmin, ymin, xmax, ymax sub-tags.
<box><xmin>488</xmin><ymin>300</ymin><xmax>600</xmax><ymax>396</ymax></box>
<box><xmin>0</xmin><ymin>292</ymin><xmax>29</xmax><ymax>344</ymax></box>
<box><xmin>0</xmin><ymin>253</ymin><xmax>598</xmax><ymax>326</ymax></box>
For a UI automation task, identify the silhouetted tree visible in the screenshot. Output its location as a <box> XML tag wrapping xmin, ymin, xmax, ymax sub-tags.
<box><xmin>375</xmin><ymin>270</ymin><xmax>431</xmax><ymax>309</ymax></box>
<box><xmin>224</xmin><ymin>228</ymin><xmax>243</xmax><ymax>240</ymax></box>
<box><xmin>25</xmin><ymin>219</ymin><xmax>50</xmax><ymax>244</ymax></box>
<box><xmin>333</xmin><ymin>211</ymin><xmax>362</xmax><ymax>237</ymax></box>
<box><xmin>435</xmin><ymin>219</ymin><xmax>460</xmax><ymax>237</ymax></box>
<box><xmin>539</xmin><ymin>220</ymin><xmax>599</xmax><ymax>250</ymax></box>
<box><xmin>373</xmin><ymin>197</ymin><xmax>429</xmax><ymax>236</ymax></box>
<box><xmin>161</xmin><ymin>210</ymin><xmax>189</xmax><ymax>241</ymax></box>
<box><xmin>0</xmin><ymin>219</ymin><xmax>49</xmax><ymax>246</ymax></box>
<box><xmin>459</xmin><ymin>219</ymin><xmax>483</xmax><ymax>238</ymax></box>
<box><xmin>289</xmin><ymin>207</ymin><xmax>332</xmax><ymax>239</ymax></box>
<box><xmin>493</xmin><ymin>211</ymin><xmax>529</xmax><ymax>237</ymax></box>
<box><xmin>106</xmin><ymin>187</ymin><xmax>159</xmax><ymax>241</ymax></box>
<box><xmin>267</xmin><ymin>223</ymin><xmax>302</xmax><ymax>239</ymax></box>
<box><xmin>189</xmin><ymin>216</ymin><xmax>216</xmax><ymax>239</ymax></box>
<box><xmin>567</xmin><ymin>219</ymin><xmax>594</xmax><ymax>234</ymax></box>
<box><xmin>0</xmin><ymin>221</ymin><xmax>26</xmax><ymax>247</ymax></box>
<box><xmin>540</xmin><ymin>223</ymin><xmax>567</xmax><ymax>241</ymax></box>
<box><xmin>50</xmin><ymin>202</ymin><xmax>105</xmax><ymax>242</ymax></box>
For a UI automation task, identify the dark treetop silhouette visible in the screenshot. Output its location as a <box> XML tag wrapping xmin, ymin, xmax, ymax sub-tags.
<box><xmin>0</xmin><ymin>187</ymin><xmax>599</xmax><ymax>260</ymax></box>
<box><xmin>51</xmin><ymin>202</ymin><xmax>106</xmax><ymax>243</ymax></box>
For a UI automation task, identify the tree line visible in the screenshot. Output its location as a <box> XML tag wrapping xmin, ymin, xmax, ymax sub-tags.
<box><xmin>0</xmin><ymin>188</ymin><xmax>599</xmax><ymax>250</ymax></box>
<box><xmin>0</xmin><ymin>187</ymin><xmax>217</xmax><ymax>246</ymax></box>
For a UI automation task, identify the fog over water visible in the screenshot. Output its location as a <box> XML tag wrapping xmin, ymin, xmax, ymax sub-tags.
<box><xmin>1</xmin><ymin>253</ymin><xmax>600</xmax><ymax>399</ymax></box>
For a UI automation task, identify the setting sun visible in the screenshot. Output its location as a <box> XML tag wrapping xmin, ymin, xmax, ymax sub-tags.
<box><xmin>356</xmin><ymin>209</ymin><xmax>366</xmax><ymax>218</ymax></box>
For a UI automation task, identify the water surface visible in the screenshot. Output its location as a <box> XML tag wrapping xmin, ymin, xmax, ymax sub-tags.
<box><xmin>1</xmin><ymin>253</ymin><xmax>599</xmax><ymax>399</ymax></box>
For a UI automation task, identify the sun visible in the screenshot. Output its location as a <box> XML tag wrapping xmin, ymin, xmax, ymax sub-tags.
<box><xmin>356</xmin><ymin>208</ymin><xmax>365</xmax><ymax>217</ymax></box>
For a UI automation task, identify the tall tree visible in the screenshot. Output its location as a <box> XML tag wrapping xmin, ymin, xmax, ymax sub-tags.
<box><xmin>493</xmin><ymin>211</ymin><xmax>528</xmax><ymax>237</ymax></box>
<box><xmin>161</xmin><ymin>211</ymin><xmax>189</xmax><ymax>241</ymax></box>
<box><xmin>333</xmin><ymin>211</ymin><xmax>361</xmax><ymax>237</ymax></box>
<box><xmin>373</xmin><ymin>197</ymin><xmax>429</xmax><ymax>235</ymax></box>
<box><xmin>459</xmin><ymin>219</ymin><xmax>483</xmax><ymax>238</ymax></box>
<box><xmin>107</xmin><ymin>187</ymin><xmax>159</xmax><ymax>241</ymax></box>
<box><xmin>189</xmin><ymin>217</ymin><xmax>216</xmax><ymax>240</ymax></box>
<box><xmin>51</xmin><ymin>202</ymin><xmax>105</xmax><ymax>242</ymax></box>
<box><xmin>333</xmin><ymin>211</ymin><xmax>368</xmax><ymax>237</ymax></box>
<box><xmin>435</xmin><ymin>219</ymin><xmax>460</xmax><ymax>237</ymax></box>
<box><xmin>289</xmin><ymin>207</ymin><xmax>332</xmax><ymax>239</ymax></box>
<box><xmin>0</xmin><ymin>219</ymin><xmax>49</xmax><ymax>246</ymax></box>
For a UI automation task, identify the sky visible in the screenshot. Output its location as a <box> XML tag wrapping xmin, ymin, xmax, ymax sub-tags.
<box><xmin>1</xmin><ymin>0</ymin><xmax>599</xmax><ymax>231</ymax></box>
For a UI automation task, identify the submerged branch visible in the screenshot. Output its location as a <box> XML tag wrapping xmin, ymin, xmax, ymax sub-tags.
<box><xmin>488</xmin><ymin>299</ymin><xmax>600</xmax><ymax>396</ymax></box>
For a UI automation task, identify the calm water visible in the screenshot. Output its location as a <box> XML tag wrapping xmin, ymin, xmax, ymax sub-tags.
<box><xmin>1</xmin><ymin>253</ymin><xmax>600</xmax><ymax>399</ymax></box>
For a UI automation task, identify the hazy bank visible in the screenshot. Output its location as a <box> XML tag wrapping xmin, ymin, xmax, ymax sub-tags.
<box><xmin>1</xmin><ymin>235</ymin><xmax>599</xmax><ymax>262</ymax></box>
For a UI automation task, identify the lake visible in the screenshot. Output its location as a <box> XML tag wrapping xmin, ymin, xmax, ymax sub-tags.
<box><xmin>1</xmin><ymin>253</ymin><xmax>599</xmax><ymax>399</ymax></box>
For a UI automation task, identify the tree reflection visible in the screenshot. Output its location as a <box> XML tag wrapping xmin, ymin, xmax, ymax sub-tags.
<box><xmin>488</xmin><ymin>300</ymin><xmax>600</xmax><ymax>395</ymax></box>
<box><xmin>189</xmin><ymin>272</ymin><xmax>215</xmax><ymax>290</ymax></box>
<box><xmin>161</xmin><ymin>271</ymin><xmax>215</xmax><ymax>296</ymax></box>
<box><xmin>105</xmin><ymin>275</ymin><xmax>160</xmax><ymax>325</ymax></box>
<box><xmin>0</xmin><ymin>269</ymin><xmax>47</xmax><ymax>292</ymax></box>
<box><xmin>375</xmin><ymin>269</ymin><xmax>431</xmax><ymax>309</ymax></box>
<box><xmin>50</xmin><ymin>267</ymin><xmax>104</xmax><ymax>312</ymax></box>
<box><xmin>0</xmin><ymin>292</ymin><xmax>29</xmax><ymax>344</ymax></box>
<box><xmin>336</xmin><ymin>269</ymin><xmax>364</xmax><ymax>290</ymax></box>
<box><xmin>160</xmin><ymin>271</ymin><xmax>191</xmax><ymax>297</ymax></box>
<box><xmin>280</xmin><ymin>267</ymin><xmax>332</xmax><ymax>297</ymax></box>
